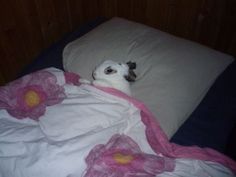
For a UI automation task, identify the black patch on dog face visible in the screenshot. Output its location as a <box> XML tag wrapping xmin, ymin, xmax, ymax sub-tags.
<box><xmin>125</xmin><ymin>61</ymin><xmax>137</xmax><ymax>82</ymax></box>
<box><xmin>104</xmin><ymin>66</ymin><xmax>117</xmax><ymax>75</ymax></box>
<box><xmin>126</xmin><ymin>61</ymin><xmax>136</xmax><ymax>70</ymax></box>
<box><xmin>125</xmin><ymin>70</ymin><xmax>136</xmax><ymax>82</ymax></box>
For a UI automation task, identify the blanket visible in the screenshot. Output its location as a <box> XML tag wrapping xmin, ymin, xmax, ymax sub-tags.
<box><xmin>0</xmin><ymin>68</ymin><xmax>235</xmax><ymax>177</ymax></box>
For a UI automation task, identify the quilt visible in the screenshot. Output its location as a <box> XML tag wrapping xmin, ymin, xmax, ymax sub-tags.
<box><xmin>0</xmin><ymin>68</ymin><xmax>235</xmax><ymax>177</ymax></box>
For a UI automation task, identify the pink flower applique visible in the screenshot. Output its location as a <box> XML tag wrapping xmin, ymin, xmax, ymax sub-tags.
<box><xmin>0</xmin><ymin>70</ymin><xmax>66</xmax><ymax>121</ymax></box>
<box><xmin>84</xmin><ymin>134</ymin><xmax>175</xmax><ymax>177</ymax></box>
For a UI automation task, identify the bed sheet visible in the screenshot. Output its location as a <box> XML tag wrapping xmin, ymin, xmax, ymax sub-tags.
<box><xmin>18</xmin><ymin>17</ymin><xmax>236</xmax><ymax>159</ymax></box>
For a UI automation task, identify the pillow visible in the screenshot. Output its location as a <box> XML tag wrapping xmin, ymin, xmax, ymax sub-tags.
<box><xmin>63</xmin><ymin>17</ymin><xmax>234</xmax><ymax>138</ymax></box>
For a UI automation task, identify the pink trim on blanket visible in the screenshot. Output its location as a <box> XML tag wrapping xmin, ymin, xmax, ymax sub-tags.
<box><xmin>95</xmin><ymin>86</ymin><xmax>236</xmax><ymax>174</ymax></box>
<box><xmin>64</xmin><ymin>72</ymin><xmax>80</xmax><ymax>85</ymax></box>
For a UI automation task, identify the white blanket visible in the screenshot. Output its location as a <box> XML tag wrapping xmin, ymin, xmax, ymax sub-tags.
<box><xmin>0</xmin><ymin>68</ymin><xmax>235</xmax><ymax>177</ymax></box>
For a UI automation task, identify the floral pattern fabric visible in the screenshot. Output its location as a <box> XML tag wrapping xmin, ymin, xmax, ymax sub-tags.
<box><xmin>84</xmin><ymin>134</ymin><xmax>175</xmax><ymax>177</ymax></box>
<box><xmin>0</xmin><ymin>70</ymin><xmax>66</xmax><ymax>121</ymax></box>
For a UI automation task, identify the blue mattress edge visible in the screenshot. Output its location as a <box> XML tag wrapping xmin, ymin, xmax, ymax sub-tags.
<box><xmin>171</xmin><ymin>60</ymin><xmax>236</xmax><ymax>159</ymax></box>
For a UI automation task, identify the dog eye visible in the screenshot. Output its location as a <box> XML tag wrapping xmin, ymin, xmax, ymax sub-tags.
<box><xmin>106</xmin><ymin>68</ymin><xmax>113</xmax><ymax>73</ymax></box>
<box><xmin>104</xmin><ymin>66</ymin><xmax>117</xmax><ymax>74</ymax></box>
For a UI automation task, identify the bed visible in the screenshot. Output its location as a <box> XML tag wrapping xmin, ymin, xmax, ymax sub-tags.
<box><xmin>0</xmin><ymin>17</ymin><xmax>236</xmax><ymax>177</ymax></box>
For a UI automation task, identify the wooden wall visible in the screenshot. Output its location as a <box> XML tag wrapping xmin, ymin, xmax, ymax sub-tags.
<box><xmin>0</xmin><ymin>0</ymin><xmax>235</xmax><ymax>85</ymax></box>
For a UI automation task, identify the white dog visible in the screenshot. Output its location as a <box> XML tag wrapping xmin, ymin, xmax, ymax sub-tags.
<box><xmin>80</xmin><ymin>60</ymin><xmax>136</xmax><ymax>96</ymax></box>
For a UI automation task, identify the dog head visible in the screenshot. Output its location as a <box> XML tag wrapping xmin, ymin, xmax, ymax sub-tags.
<box><xmin>92</xmin><ymin>60</ymin><xmax>136</xmax><ymax>82</ymax></box>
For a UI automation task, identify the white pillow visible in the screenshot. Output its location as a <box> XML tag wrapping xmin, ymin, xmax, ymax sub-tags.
<box><xmin>63</xmin><ymin>17</ymin><xmax>234</xmax><ymax>138</ymax></box>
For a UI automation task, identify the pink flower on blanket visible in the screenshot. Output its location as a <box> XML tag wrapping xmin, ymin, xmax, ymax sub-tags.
<box><xmin>84</xmin><ymin>134</ymin><xmax>175</xmax><ymax>177</ymax></box>
<box><xmin>0</xmin><ymin>70</ymin><xmax>66</xmax><ymax>121</ymax></box>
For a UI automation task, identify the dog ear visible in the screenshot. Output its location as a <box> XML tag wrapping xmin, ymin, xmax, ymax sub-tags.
<box><xmin>104</xmin><ymin>66</ymin><xmax>117</xmax><ymax>75</ymax></box>
<box><xmin>126</xmin><ymin>61</ymin><xmax>136</xmax><ymax>70</ymax></box>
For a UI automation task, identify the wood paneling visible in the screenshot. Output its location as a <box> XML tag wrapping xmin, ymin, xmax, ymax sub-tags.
<box><xmin>67</xmin><ymin>0</ymin><xmax>84</xmax><ymax>29</ymax></box>
<box><xmin>0</xmin><ymin>72</ymin><xmax>5</xmax><ymax>85</ymax></box>
<box><xmin>34</xmin><ymin>0</ymin><xmax>69</xmax><ymax>47</ymax></box>
<box><xmin>98</xmin><ymin>0</ymin><xmax>117</xmax><ymax>18</ymax></box>
<box><xmin>0</xmin><ymin>0</ymin><xmax>235</xmax><ymax>85</ymax></box>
